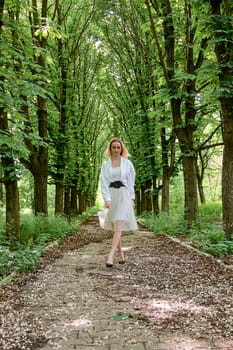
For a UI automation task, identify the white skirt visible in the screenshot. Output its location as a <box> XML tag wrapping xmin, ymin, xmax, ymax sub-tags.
<box><xmin>98</xmin><ymin>187</ymin><xmax>138</xmax><ymax>231</ymax></box>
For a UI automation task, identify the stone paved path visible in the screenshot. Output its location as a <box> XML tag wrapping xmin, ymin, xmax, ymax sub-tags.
<box><xmin>1</xmin><ymin>214</ymin><xmax>233</xmax><ymax>350</ymax></box>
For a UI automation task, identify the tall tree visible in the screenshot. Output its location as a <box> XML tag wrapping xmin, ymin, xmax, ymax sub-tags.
<box><xmin>209</xmin><ymin>0</ymin><xmax>233</xmax><ymax>239</ymax></box>
<box><xmin>0</xmin><ymin>0</ymin><xmax>20</xmax><ymax>237</ymax></box>
<box><xmin>17</xmin><ymin>0</ymin><xmax>49</xmax><ymax>215</ymax></box>
<box><xmin>0</xmin><ymin>115</ymin><xmax>20</xmax><ymax>238</ymax></box>
<box><xmin>145</xmin><ymin>0</ymin><xmax>210</xmax><ymax>224</ymax></box>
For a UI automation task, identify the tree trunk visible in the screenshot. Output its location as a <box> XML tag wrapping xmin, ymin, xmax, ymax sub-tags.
<box><xmin>0</xmin><ymin>183</ymin><xmax>2</xmax><ymax>211</ymax></box>
<box><xmin>0</xmin><ymin>1</ymin><xmax>20</xmax><ymax>237</ymax></box>
<box><xmin>171</xmin><ymin>97</ymin><xmax>198</xmax><ymax>224</ymax></box>
<box><xmin>79</xmin><ymin>193</ymin><xmax>86</xmax><ymax>214</ymax></box>
<box><xmin>5</xmin><ymin>175</ymin><xmax>20</xmax><ymax>238</ymax></box>
<box><xmin>70</xmin><ymin>184</ymin><xmax>78</xmax><ymax>215</ymax></box>
<box><xmin>55</xmin><ymin>177</ymin><xmax>64</xmax><ymax>215</ymax></box>
<box><xmin>53</xmin><ymin>2</ymin><xmax>68</xmax><ymax>215</ymax></box>
<box><xmin>0</xmin><ymin>110</ymin><xmax>20</xmax><ymax>238</ymax></box>
<box><xmin>197</xmin><ymin>179</ymin><xmax>206</xmax><ymax>204</ymax></box>
<box><xmin>152</xmin><ymin>175</ymin><xmax>160</xmax><ymax>214</ymax></box>
<box><xmin>196</xmin><ymin>153</ymin><xmax>206</xmax><ymax>204</ymax></box>
<box><xmin>161</xmin><ymin>169</ymin><xmax>170</xmax><ymax>213</ymax></box>
<box><xmin>210</xmin><ymin>0</ymin><xmax>233</xmax><ymax>239</ymax></box>
<box><xmin>160</xmin><ymin>126</ymin><xmax>176</xmax><ymax>214</ymax></box>
<box><xmin>33</xmin><ymin>167</ymin><xmax>48</xmax><ymax>215</ymax></box>
<box><xmin>20</xmin><ymin>0</ymin><xmax>49</xmax><ymax>216</ymax></box>
<box><xmin>222</xmin><ymin>133</ymin><xmax>233</xmax><ymax>239</ymax></box>
<box><xmin>141</xmin><ymin>180</ymin><xmax>152</xmax><ymax>212</ymax></box>
<box><xmin>0</xmin><ymin>161</ymin><xmax>3</xmax><ymax>211</ymax></box>
<box><xmin>64</xmin><ymin>187</ymin><xmax>71</xmax><ymax>216</ymax></box>
<box><xmin>182</xmin><ymin>156</ymin><xmax>198</xmax><ymax>224</ymax></box>
<box><xmin>135</xmin><ymin>190</ymin><xmax>141</xmax><ymax>215</ymax></box>
<box><xmin>30</xmin><ymin>98</ymin><xmax>48</xmax><ymax>215</ymax></box>
<box><xmin>152</xmin><ymin>193</ymin><xmax>159</xmax><ymax>215</ymax></box>
<box><xmin>20</xmin><ymin>100</ymin><xmax>48</xmax><ymax>215</ymax></box>
<box><xmin>197</xmin><ymin>170</ymin><xmax>206</xmax><ymax>204</ymax></box>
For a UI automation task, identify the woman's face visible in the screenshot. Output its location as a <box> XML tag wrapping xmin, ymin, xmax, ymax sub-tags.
<box><xmin>110</xmin><ymin>141</ymin><xmax>122</xmax><ymax>157</ymax></box>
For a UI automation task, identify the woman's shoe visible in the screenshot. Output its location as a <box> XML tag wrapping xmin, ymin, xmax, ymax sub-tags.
<box><xmin>106</xmin><ymin>263</ymin><xmax>113</xmax><ymax>267</ymax></box>
<box><xmin>118</xmin><ymin>260</ymin><xmax>125</xmax><ymax>264</ymax></box>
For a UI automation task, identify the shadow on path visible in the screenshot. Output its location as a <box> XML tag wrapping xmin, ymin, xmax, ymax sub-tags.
<box><xmin>0</xmin><ymin>214</ymin><xmax>233</xmax><ymax>350</ymax></box>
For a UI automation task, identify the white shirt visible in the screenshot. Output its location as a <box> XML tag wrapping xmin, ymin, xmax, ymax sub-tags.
<box><xmin>100</xmin><ymin>157</ymin><xmax>136</xmax><ymax>202</ymax></box>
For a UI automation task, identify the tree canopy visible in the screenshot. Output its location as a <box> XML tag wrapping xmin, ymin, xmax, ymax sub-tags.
<box><xmin>0</xmin><ymin>0</ymin><xmax>232</xmax><ymax>239</ymax></box>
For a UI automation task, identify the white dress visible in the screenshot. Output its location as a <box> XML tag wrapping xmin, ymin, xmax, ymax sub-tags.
<box><xmin>101</xmin><ymin>166</ymin><xmax>138</xmax><ymax>231</ymax></box>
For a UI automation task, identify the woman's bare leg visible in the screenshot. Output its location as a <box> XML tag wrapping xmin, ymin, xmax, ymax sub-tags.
<box><xmin>117</xmin><ymin>238</ymin><xmax>124</xmax><ymax>261</ymax></box>
<box><xmin>107</xmin><ymin>230</ymin><xmax>121</xmax><ymax>265</ymax></box>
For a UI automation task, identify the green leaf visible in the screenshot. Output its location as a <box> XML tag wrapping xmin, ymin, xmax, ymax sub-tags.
<box><xmin>111</xmin><ymin>312</ymin><xmax>132</xmax><ymax>322</ymax></box>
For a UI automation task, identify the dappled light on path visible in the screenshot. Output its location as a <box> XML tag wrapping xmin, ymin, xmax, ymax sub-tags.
<box><xmin>63</xmin><ymin>318</ymin><xmax>93</xmax><ymax>329</ymax></box>
<box><xmin>146</xmin><ymin>298</ymin><xmax>210</xmax><ymax>318</ymax></box>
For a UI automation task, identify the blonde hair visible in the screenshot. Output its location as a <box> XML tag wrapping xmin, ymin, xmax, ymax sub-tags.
<box><xmin>105</xmin><ymin>137</ymin><xmax>129</xmax><ymax>158</ymax></box>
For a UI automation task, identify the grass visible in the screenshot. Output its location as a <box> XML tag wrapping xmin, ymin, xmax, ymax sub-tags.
<box><xmin>0</xmin><ymin>206</ymin><xmax>98</xmax><ymax>282</ymax></box>
<box><xmin>140</xmin><ymin>201</ymin><xmax>233</xmax><ymax>257</ymax></box>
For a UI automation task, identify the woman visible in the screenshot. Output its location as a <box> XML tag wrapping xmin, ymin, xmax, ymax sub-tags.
<box><xmin>100</xmin><ymin>137</ymin><xmax>138</xmax><ymax>267</ymax></box>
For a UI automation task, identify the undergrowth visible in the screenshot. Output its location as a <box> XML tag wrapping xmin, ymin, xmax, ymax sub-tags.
<box><xmin>140</xmin><ymin>202</ymin><xmax>233</xmax><ymax>257</ymax></box>
<box><xmin>0</xmin><ymin>207</ymin><xmax>98</xmax><ymax>282</ymax></box>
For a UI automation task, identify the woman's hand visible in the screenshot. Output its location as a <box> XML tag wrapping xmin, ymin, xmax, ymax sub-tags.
<box><xmin>105</xmin><ymin>201</ymin><xmax>111</xmax><ymax>208</ymax></box>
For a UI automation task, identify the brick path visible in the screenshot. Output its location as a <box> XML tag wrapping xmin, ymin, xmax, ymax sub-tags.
<box><xmin>2</xmin><ymin>214</ymin><xmax>233</xmax><ymax>350</ymax></box>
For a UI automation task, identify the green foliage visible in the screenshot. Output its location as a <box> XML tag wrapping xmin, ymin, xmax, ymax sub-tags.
<box><xmin>0</xmin><ymin>244</ymin><xmax>43</xmax><ymax>276</ymax></box>
<box><xmin>169</xmin><ymin>174</ymin><xmax>184</xmax><ymax>207</ymax></box>
<box><xmin>112</xmin><ymin>312</ymin><xmax>133</xmax><ymax>322</ymax></box>
<box><xmin>74</xmin><ymin>205</ymin><xmax>100</xmax><ymax>222</ymax></box>
<box><xmin>187</xmin><ymin>203</ymin><xmax>227</xmax><ymax>256</ymax></box>
<box><xmin>188</xmin><ymin>222</ymin><xmax>233</xmax><ymax>257</ymax></box>
<box><xmin>0</xmin><ymin>212</ymin><xmax>85</xmax><ymax>281</ymax></box>
<box><xmin>198</xmin><ymin>202</ymin><xmax>222</xmax><ymax>222</ymax></box>
<box><xmin>140</xmin><ymin>210</ymin><xmax>187</xmax><ymax>236</ymax></box>
<box><xmin>0</xmin><ymin>205</ymin><xmax>100</xmax><ymax>281</ymax></box>
<box><xmin>19</xmin><ymin>213</ymin><xmax>79</xmax><ymax>245</ymax></box>
<box><xmin>141</xmin><ymin>202</ymin><xmax>232</xmax><ymax>257</ymax></box>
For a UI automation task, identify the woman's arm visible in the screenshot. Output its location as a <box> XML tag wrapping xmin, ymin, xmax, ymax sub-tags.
<box><xmin>127</xmin><ymin>160</ymin><xmax>136</xmax><ymax>200</ymax></box>
<box><xmin>100</xmin><ymin>163</ymin><xmax>111</xmax><ymax>203</ymax></box>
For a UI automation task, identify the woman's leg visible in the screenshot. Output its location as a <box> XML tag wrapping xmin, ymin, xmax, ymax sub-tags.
<box><xmin>107</xmin><ymin>230</ymin><xmax>122</xmax><ymax>265</ymax></box>
<box><xmin>117</xmin><ymin>238</ymin><xmax>125</xmax><ymax>261</ymax></box>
